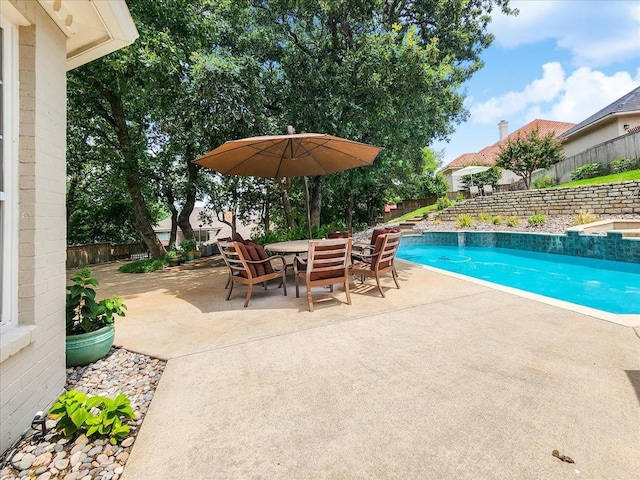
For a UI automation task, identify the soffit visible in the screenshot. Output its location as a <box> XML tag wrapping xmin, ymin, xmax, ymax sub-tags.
<box><xmin>37</xmin><ymin>0</ymin><xmax>138</xmax><ymax>71</ymax></box>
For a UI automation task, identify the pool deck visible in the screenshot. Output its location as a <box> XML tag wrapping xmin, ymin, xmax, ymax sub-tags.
<box><xmin>89</xmin><ymin>257</ymin><xmax>640</xmax><ymax>480</ymax></box>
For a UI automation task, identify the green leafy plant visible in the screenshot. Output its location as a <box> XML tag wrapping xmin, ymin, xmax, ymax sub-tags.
<box><xmin>118</xmin><ymin>259</ymin><xmax>165</xmax><ymax>273</ymax></box>
<box><xmin>532</xmin><ymin>175</ymin><xmax>554</xmax><ymax>189</ymax></box>
<box><xmin>49</xmin><ymin>389</ymin><xmax>136</xmax><ymax>444</ymax></box>
<box><xmin>610</xmin><ymin>157</ymin><xmax>638</xmax><ymax>173</ymax></box>
<box><xmin>570</xmin><ymin>163</ymin><xmax>603</xmax><ymax>181</ymax></box>
<box><xmin>455</xmin><ymin>192</ymin><xmax>465</xmax><ymax>203</ymax></box>
<box><xmin>492</xmin><ymin>215</ymin><xmax>504</xmax><ymax>225</ymax></box>
<box><xmin>436</xmin><ymin>196</ymin><xmax>454</xmax><ymax>210</ymax></box>
<box><xmin>572</xmin><ymin>210</ymin><xmax>599</xmax><ymax>225</ymax></box>
<box><xmin>506</xmin><ymin>216</ymin><xmax>521</xmax><ymax>227</ymax></box>
<box><xmin>66</xmin><ymin>268</ymin><xmax>127</xmax><ymax>335</ymax></box>
<box><xmin>455</xmin><ymin>214</ymin><xmax>473</xmax><ymax>228</ymax></box>
<box><xmin>527</xmin><ymin>214</ymin><xmax>546</xmax><ymax>226</ymax></box>
<box><xmin>180</xmin><ymin>238</ymin><xmax>197</xmax><ymax>252</ymax></box>
<box><xmin>477</xmin><ymin>212</ymin><xmax>493</xmax><ymax>222</ymax></box>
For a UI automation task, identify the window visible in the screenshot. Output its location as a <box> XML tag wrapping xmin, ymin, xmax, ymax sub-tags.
<box><xmin>0</xmin><ymin>17</ymin><xmax>19</xmax><ymax>329</ymax></box>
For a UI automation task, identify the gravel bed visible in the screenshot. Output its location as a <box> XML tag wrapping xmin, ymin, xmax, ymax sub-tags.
<box><xmin>0</xmin><ymin>348</ymin><xmax>165</xmax><ymax>480</ymax></box>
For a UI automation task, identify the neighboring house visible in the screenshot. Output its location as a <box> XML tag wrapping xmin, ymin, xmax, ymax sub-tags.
<box><xmin>440</xmin><ymin>119</ymin><xmax>576</xmax><ymax>194</ymax></box>
<box><xmin>153</xmin><ymin>207</ymin><xmax>257</xmax><ymax>247</ymax></box>
<box><xmin>0</xmin><ymin>0</ymin><xmax>137</xmax><ymax>454</ymax></box>
<box><xmin>558</xmin><ymin>86</ymin><xmax>640</xmax><ymax>157</ymax></box>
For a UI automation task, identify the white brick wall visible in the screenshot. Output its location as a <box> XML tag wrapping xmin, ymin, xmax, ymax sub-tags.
<box><xmin>0</xmin><ymin>2</ymin><xmax>67</xmax><ymax>454</ymax></box>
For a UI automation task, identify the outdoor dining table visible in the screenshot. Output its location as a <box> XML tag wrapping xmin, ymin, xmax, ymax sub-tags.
<box><xmin>264</xmin><ymin>239</ymin><xmax>311</xmax><ymax>255</ymax></box>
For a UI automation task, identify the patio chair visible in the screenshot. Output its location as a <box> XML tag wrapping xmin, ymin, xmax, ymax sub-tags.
<box><xmin>483</xmin><ymin>184</ymin><xmax>493</xmax><ymax>196</ymax></box>
<box><xmin>294</xmin><ymin>238</ymin><xmax>352</xmax><ymax>312</ymax></box>
<box><xmin>470</xmin><ymin>185</ymin><xmax>480</xmax><ymax>198</ymax></box>
<box><xmin>350</xmin><ymin>231</ymin><xmax>402</xmax><ymax>297</ymax></box>
<box><xmin>352</xmin><ymin>226</ymin><xmax>400</xmax><ymax>262</ymax></box>
<box><xmin>217</xmin><ymin>240</ymin><xmax>287</xmax><ymax>308</ymax></box>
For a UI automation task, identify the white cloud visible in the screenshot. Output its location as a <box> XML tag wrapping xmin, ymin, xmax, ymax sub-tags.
<box><xmin>491</xmin><ymin>0</ymin><xmax>640</xmax><ymax>67</ymax></box>
<box><xmin>469</xmin><ymin>65</ymin><xmax>640</xmax><ymax>126</ymax></box>
<box><xmin>470</xmin><ymin>62</ymin><xmax>565</xmax><ymax>123</ymax></box>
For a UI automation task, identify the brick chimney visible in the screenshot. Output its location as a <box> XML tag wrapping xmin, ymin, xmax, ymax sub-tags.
<box><xmin>498</xmin><ymin>120</ymin><xmax>508</xmax><ymax>140</ymax></box>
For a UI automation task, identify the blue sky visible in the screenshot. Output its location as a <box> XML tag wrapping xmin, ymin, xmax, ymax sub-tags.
<box><xmin>432</xmin><ymin>0</ymin><xmax>640</xmax><ymax>168</ymax></box>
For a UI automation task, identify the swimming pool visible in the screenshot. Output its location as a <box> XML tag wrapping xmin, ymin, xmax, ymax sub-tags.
<box><xmin>397</xmin><ymin>245</ymin><xmax>640</xmax><ymax>315</ymax></box>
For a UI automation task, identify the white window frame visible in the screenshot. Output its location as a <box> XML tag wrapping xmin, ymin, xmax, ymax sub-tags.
<box><xmin>0</xmin><ymin>16</ymin><xmax>20</xmax><ymax>330</ymax></box>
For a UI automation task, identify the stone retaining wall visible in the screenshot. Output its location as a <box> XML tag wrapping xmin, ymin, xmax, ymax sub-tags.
<box><xmin>437</xmin><ymin>181</ymin><xmax>640</xmax><ymax>220</ymax></box>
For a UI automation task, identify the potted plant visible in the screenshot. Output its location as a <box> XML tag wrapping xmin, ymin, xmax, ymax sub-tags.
<box><xmin>181</xmin><ymin>238</ymin><xmax>196</xmax><ymax>261</ymax></box>
<box><xmin>165</xmin><ymin>250</ymin><xmax>182</xmax><ymax>267</ymax></box>
<box><xmin>66</xmin><ymin>268</ymin><xmax>127</xmax><ymax>367</ymax></box>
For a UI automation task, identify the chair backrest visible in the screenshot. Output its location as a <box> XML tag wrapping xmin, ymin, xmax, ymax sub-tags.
<box><xmin>371</xmin><ymin>232</ymin><xmax>402</xmax><ymax>270</ymax></box>
<box><xmin>370</xmin><ymin>227</ymin><xmax>400</xmax><ymax>246</ymax></box>
<box><xmin>217</xmin><ymin>240</ymin><xmax>254</xmax><ymax>278</ymax></box>
<box><xmin>305</xmin><ymin>238</ymin><xmax>352</xmax><ymax>281</ymax></box>
<box><xmin>470</xmin><ymin>185</ymin><xmax>480</xmax><ymax>197</ymax></box>
<box><xmin>328</xmin><ymin>227</ymin><xmax>352</xmax><ymax>239</ymax></box>
<box><xmin>483</xmin><ymin>184</ymin><xmax>493</xmax><ymax>195</ymax></box>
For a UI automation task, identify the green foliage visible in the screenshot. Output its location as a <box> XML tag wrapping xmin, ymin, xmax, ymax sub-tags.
<box><xmin>118</xmin><ymin>259</ymin><xmax>166</xmax><ymax>274</ymax></box>
<box><xmin>459</xmin><ymin>166</ymin><xmax>502</xmax><ymax>190</ymax></box>
<box><xmin>492</xmin><ymin>215</ymin><xmax>504</xmax><ymax>225</ymax></box>
<box><xmin>506</xmin><ymin>216</ymin><xmax>521</xmax><ymax>227</ymax></box>
<box><xmin>496</xmin><ymin>128</ymin><xmax>565</xmax><ymax>189</ymax></box>
<box><xmin>66</xmin><ymin>268</ymin><xmax>127</xmax><ymax>335</ymax></box>
<box><xmin>477</xmin><ymin>212</ymin><xmax>493</xmax><ymax>222</ymax></box>
<box><xmin>573</xmin><ymin>211</ymin><xmax>599</xmax><ymax>225</ymax></box>
<box><xmin>436</xmin><ymin>197</ymin><xmax>455</xmax><ymax>210</ymax></box>
<box><xmin>610</xmin><ymin>157</ymin><xmax>638</xmax><ymax>173</ymax></box>
<box><xmin>556</xmin><ymin>169</ymin><xmax>640</xmax><ymax>187</ymax></box>
<box><xmin>49</xmin><ymin>389</ymin><xmax>135</xmax><ymax>444</ymax></box>
<box><xmin>455</xmin><ymin>193</ymin><xmax>465</xmax><ymax>203</ymax></box>
<box><xmin>181</xmin><ymin>239</ymin><xmax>197</xmax><ymax>252</ymax></box>
<box><xmin>570</xmin><ymin>163</ymin><xmax>603</xmax><ymax>181</ymax></box>
<box><xmin>532</xmin><ymin>175</ymin><xmax>555</xmax><ymax>189</ymax></box>
<box><xmin>455</xmin><ymin>214</ymin><xmax>473</xmax><ymax>228</ymax></box>
<box><xmin>527</xmin><ymin>214</ymin><xmax>546</xmax><ymax>226</ymax></box>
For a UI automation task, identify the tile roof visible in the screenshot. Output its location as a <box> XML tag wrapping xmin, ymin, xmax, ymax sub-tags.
<box><xmin>558</xmin><ymin>86</ymin><xmax>640</xmax><ymax>139</ymax></box>
<box><xmin>442</xmin><ymin>119</ymin><xmax>576</xmax><ymax>170</ymax></box>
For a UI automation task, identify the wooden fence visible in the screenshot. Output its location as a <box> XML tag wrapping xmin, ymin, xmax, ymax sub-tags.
<box><xmin>67</xmin><ymin>243</ymin><xmax>148</xmax><ymax>269</ymax></box>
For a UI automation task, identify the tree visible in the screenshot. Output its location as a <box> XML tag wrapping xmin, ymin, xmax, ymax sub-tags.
<box><xmin>496</xmin><ymin>128</ymin><xmax>565</xmax><ymax>189</ymax></box>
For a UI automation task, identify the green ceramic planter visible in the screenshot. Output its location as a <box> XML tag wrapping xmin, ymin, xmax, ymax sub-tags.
<box><xmin>66</xmin><ymin>325</ymin><xmax>115</xmax><ymax>367</ymax></box>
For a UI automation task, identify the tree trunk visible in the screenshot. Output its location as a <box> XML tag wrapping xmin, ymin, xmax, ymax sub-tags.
<box><xmin>165</xmin><ymin>187</ymin><xmax>178</xmax><ymax>249</ymax></box>
<box><xmin>309</xmin><ymin>176</ymin><xmax>322</xmax><ymax>230</ymax></box>
<box><xmin>101</xmin><ymin>88</ymin><xmax>165</xmax><ymax>259</ymax></box>
<box><xmin>345</xmin><ymin>193</ymin><xmax>354</xmax><ymax>228</ymax></box>
<box><xmin>177</xmin><ymin>141</ymin><xmax>199</xmax><ymax>240</ymax></box>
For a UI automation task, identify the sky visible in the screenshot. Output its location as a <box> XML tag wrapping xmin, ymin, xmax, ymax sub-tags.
<box><xmin>432</xmin><ymin>0</ymin><xmax>640</xmax><ymax>168</ymax></box>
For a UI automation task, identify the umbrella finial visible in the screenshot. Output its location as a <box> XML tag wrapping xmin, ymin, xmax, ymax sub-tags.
<box><xmin>287</xmin><ymin>125</ymin><xmax>295</xmax><ymax>135</ymax></box>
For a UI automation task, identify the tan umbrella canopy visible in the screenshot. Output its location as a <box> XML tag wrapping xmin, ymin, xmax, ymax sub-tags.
<box><xmin>194</xmin><ymin>128</ymin><xmax>382</xmax><ymax>238</ymax></box>
<box><xmin>194</xmin><ymin>132</ymin><xmax>382</xmax><ymax>178</ymax></box>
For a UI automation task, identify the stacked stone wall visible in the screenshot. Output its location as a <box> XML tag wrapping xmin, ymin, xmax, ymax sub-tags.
<box><xmin>437</xmin><ymin>181</ymin><xmax>640</xmax><ymax>221</ymax></box>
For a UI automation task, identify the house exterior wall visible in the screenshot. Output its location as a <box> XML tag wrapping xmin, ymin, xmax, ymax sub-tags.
<box><xmin>563</xmin><ymin>118</ymin><xmax>635</xmax><ymax>157</ymax></box>
<box><xmin>0</xmin><ymin>1</ymin><xmax>67</xmax><ymax>454</ymax></box>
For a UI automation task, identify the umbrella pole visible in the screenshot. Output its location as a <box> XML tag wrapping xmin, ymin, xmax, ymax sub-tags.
<box><xmin>304</xmin><ymin>176</ymin><xmax>312</xmax><ymax>239</ymax></box>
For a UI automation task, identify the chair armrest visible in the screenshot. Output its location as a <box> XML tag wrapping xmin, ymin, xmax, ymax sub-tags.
<box><xmin>293</xmin><ymin>255</ymin><xmax>307</xmax><ymax>274</ymax></box>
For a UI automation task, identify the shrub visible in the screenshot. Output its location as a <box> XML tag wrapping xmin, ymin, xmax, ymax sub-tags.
<box><xmin>572</xmin><ymin>211</ymin><xmax>598</xmax><ymax>225</ymax></box>
<box><xmin>456</xmin><ymin>214</ymin><xmax>473</xmax><ymax>228</ymax></box>
<box><xmin>492</xmin><ymin>215</ymin><xmax>504</xmax><ymax>225</ymax></box>
<box><xmin>433</xmin><ymin>218</ymin><xmax>441</xmax><ymax>225</ymax></box>
<box><xmin>455</xmin><ymin>192</ymin><xmax>465</xmax><ymax>203</ymax></box>
<box><xmin>532</xmin><ymin>175</ymin><xmax>554</xmax><ymax>189</ymax></box>
<box><xmin>527</xmin><ymin>214</ymin><xmax>546</xmax><ymax>226</ymax></box>
<box><xmin>610</xmin><ymin>157</ymin><xmax>638</xmax><ymax>173</ymax></box>
<box><xmin>570</xmin><ymin>163</ymin><xmax>603</xmax><ymax>181</ymax></box>
<box><xmin>118</xmin><ymin>259</ymin><xmax>165</xmax><ymax>273</ymax></box>
<box><xmin>49</xmin><ymin>390</ymin><xmax>136</xmax><ymax>444</ymax></box>
<box><xmin>477</xmin><ymin>212</ymin><xmax>493</xmax><ymax>222</ymax></box>
<box><xmin>436</xmin><ymin>196</ymin><xmax>454</xmax><ymax>210</ymax></box>
<box><xmin>506</xmin><ymin>216</ymin><xmax>520</xmax><ymax>227</ymax></box>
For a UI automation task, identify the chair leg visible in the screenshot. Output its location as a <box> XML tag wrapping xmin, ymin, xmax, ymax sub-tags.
<box><xmin>306</xmin><ymin>286</ymin><xmax>314</xmax><ymax>312</ymax></box>
<box><xmin>295</xmin><ymin>275</ymin><xmax>300</xmax><ymax>298</ymax></box>
<box><xmin>226</xmin><ymin>278</ymin><xmax>234</xmax><ymax>301</ymax></box>
<box><xmin>225</xmin><ymin>271</ymin><xmax>231</xmax><ymax>289</ymax></box>
<box><xmin>244</xmin><ymin>283</ymin><xmax>253</xmax><ymax>308</ymax></box>
<box><xmin>344</xmin><ymin>279</ymin><xmax>352</xmax><ymax>305</ymax></box>
<box><xmin>392</xmin><ymin>267</ymin><xmax>400</xmax><ymax>289</ymax></box>
<box><xmin>281</xmin><ymin>273</ymin><xmax>287</xmax><ymax>297</ymax></box>
<box><xmin>375</xmin><ymin>273</ymin><xmax>385</xmax><ymax>298</ymax></box>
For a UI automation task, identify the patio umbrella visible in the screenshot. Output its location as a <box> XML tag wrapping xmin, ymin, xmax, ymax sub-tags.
<box><xmin>452</xmin><ymin>165</ymin><xmax>491</xmax><ymax>186</ymax></box>
<box><xmin>194</xmin><ymin>128</ymin><xmax>382</xmax><ymax>238</ymax></box>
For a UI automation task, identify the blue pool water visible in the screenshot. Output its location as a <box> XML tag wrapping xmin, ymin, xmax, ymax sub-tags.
<box><xmin>397</xmin><ymin>245</ymin><xmax>640</xmax><ymax>315</ymax></box>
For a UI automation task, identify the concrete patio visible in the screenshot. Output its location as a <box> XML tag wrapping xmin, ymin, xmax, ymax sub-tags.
<box><xmin>88</xmin><ymin>256</ymin><xmax>640</xmax><ymax>479</ymax></box>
